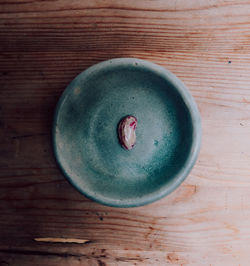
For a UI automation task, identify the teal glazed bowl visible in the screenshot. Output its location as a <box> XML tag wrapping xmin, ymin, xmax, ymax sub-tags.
<box><xmin>53</xmin><ymin>58</ymin><xmax>201</xmax><ymax>207</ymax></box>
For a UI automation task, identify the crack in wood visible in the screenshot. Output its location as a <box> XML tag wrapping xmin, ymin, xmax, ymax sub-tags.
<box><xmin>0</xmin><ymin>249</ymin><xmax>146</xmax><ymax>262</ymax></box>
<box><xmin>0</xmin><ymin>249</ymin><xmax>84</xmax><ymax>258</ymax></box>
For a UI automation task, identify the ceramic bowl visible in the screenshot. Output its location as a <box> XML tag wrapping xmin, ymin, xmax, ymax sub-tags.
<box><xmin>53</xmin><ymin>58</ymin><xmax>201</xmax><ymax>207</ymax></box>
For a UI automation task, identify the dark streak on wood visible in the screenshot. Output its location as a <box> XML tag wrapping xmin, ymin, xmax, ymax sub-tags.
<box><xmin>11</xmin><ymin>133</ymin><xmax>49</xmax><ymax>139</ymax></box>
<box><xmin>0</xmin><ymin>261</ymin><xmax>10</xmax><ymax>266</ymax></box>
<box><xmin>97</xmin><ymin>260</ymin><xmax>106</xmax><ymax>266</ymax></box>
<box><xmin>0</xmin><ymin>249</ymin><xmax>83</xmax><ymax>258</ymax></box>
<box><xmin>115</xmin><ymin>257</ymin><xmax>145</xmax><ymax>262</ymax></box>
<box><xmin>0</xmin><ymin>247</ymin><xmax>110</xmax><ymax>261</ymax></box>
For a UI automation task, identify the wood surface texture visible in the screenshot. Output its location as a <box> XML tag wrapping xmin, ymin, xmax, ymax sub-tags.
<box><xmin>1</xmin><ymin>0</ymin><xmax>250</xmax><ymax>265</ymax></box>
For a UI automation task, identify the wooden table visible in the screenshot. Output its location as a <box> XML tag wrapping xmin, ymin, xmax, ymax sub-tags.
<box><xmin>1</xmin><ymin>0</ymin><xmax>250</xmax><ymax>265</ymax></box>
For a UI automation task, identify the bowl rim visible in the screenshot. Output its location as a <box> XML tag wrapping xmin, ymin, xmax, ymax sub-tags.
<box><xmin>52</xmin><ymin>58</ymin><xmax>202</xmax><ymax>208</ymax></box>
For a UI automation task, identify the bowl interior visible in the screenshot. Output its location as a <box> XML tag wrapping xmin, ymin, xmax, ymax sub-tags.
<box><xmin>53</xmin><ymin>59</ymin><xmax>200</xmax><ymax>207</ymax></box>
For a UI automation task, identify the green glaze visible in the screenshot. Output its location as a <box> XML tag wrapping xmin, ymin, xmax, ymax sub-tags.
<box><xmin>53</xmin><ymin>58</ymin><xmax>201</xmax><ymax>207</ymax></box>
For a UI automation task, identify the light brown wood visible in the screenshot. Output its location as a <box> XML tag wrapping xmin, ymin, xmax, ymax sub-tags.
<box><xmin>34</xmin><ymin>238</ymin><xmax>90</xmax><ymax>244</ymax></box>
<box><xmin>1</xmin><ymin>0</ymin><xmax>250</xmax><ymax>265</ymax></box>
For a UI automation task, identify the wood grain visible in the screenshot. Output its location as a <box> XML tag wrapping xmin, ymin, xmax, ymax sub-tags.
<box><xmin>1</xmin><ymin>0</ymin><xmax>250</xmax><ymax>265</ymax></box>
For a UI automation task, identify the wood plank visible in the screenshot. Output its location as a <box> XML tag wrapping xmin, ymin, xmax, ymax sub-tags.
<box><xmin>1</xmin><ymin>0</ymin><xmax>250</xmax><ymax>265</ymax></box>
